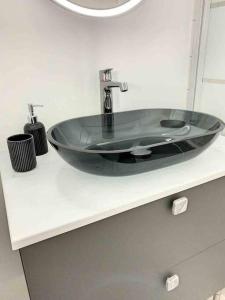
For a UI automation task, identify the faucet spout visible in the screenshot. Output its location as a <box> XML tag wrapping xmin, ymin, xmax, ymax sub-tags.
<box><xmin>104</xmin><ymin>81</ymin><xmax>128</xmax><ymax>92</ymax></box>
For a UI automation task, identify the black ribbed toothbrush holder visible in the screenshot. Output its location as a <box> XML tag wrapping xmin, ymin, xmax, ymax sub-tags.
<box><xmin>7</xmin><ymin>134</ymin><xmax>37</xmax><ymax>172</ymax></box>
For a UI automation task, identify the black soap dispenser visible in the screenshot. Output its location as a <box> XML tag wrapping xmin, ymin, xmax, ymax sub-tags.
<box><xmin>24</xmin><ymin>104</ymin><xmax>48</xmax><ymax>156</ymax></box>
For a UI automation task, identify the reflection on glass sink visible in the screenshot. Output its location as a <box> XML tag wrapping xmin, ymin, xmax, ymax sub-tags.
<box><xmin>47</xmin><ymin>109</ymin><xmax>224</xmax><ymax>176</ymax></box>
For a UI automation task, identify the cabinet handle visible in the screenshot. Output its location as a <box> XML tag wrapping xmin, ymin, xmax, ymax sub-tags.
<box><xmin>172</xmin><ymin>197</ymin><xmax>188</xmax><ymax>216</ymax></box>
<box><xmin>166</xmin><ymin>274</ymin><xmax>180</xmax><ymax>292</ymax></box>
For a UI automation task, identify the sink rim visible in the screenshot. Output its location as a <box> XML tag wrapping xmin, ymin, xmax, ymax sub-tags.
<box><xmin>47</xmin><ymin>108</ymin><xmax>225</xmax><ymax>154</ymax></box>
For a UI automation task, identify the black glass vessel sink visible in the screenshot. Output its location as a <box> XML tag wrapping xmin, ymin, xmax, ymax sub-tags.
<box><xmin>47</xmin><ymin>109</ymin><xmax>224</xmax><ymax>176</ymax></box>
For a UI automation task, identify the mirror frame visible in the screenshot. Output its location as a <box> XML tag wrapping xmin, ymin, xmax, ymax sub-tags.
<box><xmin>51</xmin><ymin>0</ymin><xmax>143</xmax><ymax>17</ymax></box>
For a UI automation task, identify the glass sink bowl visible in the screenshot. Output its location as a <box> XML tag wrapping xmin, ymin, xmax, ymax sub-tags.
<box><xmin>47</xmin><ymin>109</ymin><xmax>224</xmax><ymax>176</ymax></box>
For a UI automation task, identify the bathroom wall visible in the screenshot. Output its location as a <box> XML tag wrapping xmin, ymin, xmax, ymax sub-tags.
<box><xmin>0</xmin><ymin>0</ymin><xmax>196</xmax><ymax>151</ymax></box>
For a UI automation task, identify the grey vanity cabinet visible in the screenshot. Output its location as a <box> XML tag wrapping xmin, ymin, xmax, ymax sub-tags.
<box><xmin>20</xmin><ymin>177</ymin><xmax>225</xmax><ymax>300</ymax></box>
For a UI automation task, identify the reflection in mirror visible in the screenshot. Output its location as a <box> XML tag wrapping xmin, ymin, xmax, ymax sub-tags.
<box><xmin>68</xmin><ymin>0</ymin><xmax>129</xmax><ymax>9</ymax></box>
<box><xmin>51</xmin><ymin>0</ymin><xmax>143</xmax><ymax>17</ymax></box>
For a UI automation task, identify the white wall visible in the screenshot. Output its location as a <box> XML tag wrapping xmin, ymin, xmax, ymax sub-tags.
<box><xmin>204</xmin><ymin>5</ymin><xmax>225</xmax><ymax>79</ymax></box>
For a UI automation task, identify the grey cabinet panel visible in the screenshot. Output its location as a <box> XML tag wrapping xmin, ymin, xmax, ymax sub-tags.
<box><xmin>161</xmin><ymin>239</ymin><xmax>225</xmax><ymax>300</ymax></box>
<box><xmin>20</xmin><ymin>177</ymin><xmax>225</xmax><ymax>300</ymax></box>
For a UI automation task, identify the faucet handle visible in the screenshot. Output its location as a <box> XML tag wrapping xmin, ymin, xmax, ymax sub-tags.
<box><xmin>100</xmin><ymin>68</ymin><xmax>113</xmax><ymax>82</ymax></box>
<box><xmin>121</xmin><ymin>82</ymin><xmax>128</xmax><ymax>92</ymax></box>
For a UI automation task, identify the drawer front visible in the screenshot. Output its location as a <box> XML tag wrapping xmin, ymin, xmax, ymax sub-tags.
<box><xmin>130</xmin><ymin>175</ymin><xmax>225</xmax><ymax>267</ymax></box>
<box><xmin>160</xmin><ymin>239</ymin><xmax>225</xmax><ymax>300</ymax></box>
<box><xmin>21</xmin><ymin>177</ymin><xmax>225</xmax><ymax>300</ymax></box>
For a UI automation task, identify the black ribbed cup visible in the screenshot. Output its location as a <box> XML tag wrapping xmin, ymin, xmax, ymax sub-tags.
<box><xmin>7</xmin><ymin>134</ymin><xmax>37</xmax><ymax>172</ymax></box>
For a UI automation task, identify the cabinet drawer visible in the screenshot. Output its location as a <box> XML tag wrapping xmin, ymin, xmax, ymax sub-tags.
<box><xmin>160</xmin><ymin>239</ymin><xmax>225</xmax><ymax>300</ymax></box>
<box><xmin>122</xmin><ymin>175</ymin><xmax>225</xmax><ymax>268</ymax></box>
<box><xmin>97</xmin><ymin>175</ymin><xmax>225</xmax><ymax>269</ymax></box>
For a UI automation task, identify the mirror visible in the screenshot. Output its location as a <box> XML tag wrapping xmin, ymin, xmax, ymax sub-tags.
<box><xmin>68</xmin><ymin>0</ymin><xmax>129</xmax><ymax>10</ymax></box>
<box><xmin>51</xmin><ymin>0</ymin><xmax>143</xmax><ymax>17</ymax></box>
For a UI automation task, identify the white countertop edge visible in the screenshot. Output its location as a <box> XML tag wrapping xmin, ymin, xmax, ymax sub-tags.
<box><xmin>11</xmin><ymin>170</ymin><xmax>225</xmax><ymax>251</ymax></box>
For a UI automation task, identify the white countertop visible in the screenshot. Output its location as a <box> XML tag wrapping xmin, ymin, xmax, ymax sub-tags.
<box><xmin>1</xmin><ymin>136</ymin><xmax>225</xmax><ymax>250</ymax></box>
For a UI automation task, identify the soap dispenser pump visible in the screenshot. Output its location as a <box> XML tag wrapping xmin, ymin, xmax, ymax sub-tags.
<box><xmin>24</xmin><ymin>104</ymin><xmax>48</xmax><ymax>156</ymax></box>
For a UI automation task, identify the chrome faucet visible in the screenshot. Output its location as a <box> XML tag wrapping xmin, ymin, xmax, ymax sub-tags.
<box><xmin>99</xmin><ymin>68</ymin><xmax>128</xmax><ymax>114</ymax></box>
